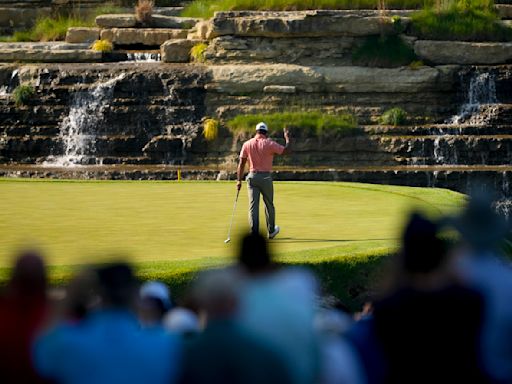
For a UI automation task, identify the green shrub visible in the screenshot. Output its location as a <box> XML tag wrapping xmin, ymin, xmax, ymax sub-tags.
<box><xmin>352</xmin><ymin>35</ymin><xmax>416</xmax><ymax>67</ymax></box>
<box><xmin>12</xmin><ymin>84</ymin><xmax>35</xmax><ymax>107</ymax></box>
<box><xmin>182</xmin><ymin>0</ymin><xmax>433</xmax><ymax>18</ymax></box>
<box><xmin>227</xmin><ymin>111</ymin><xmax>358</xmax><ymax>136</ymax></box>
<box><xmin>190</xmin><ymin>43</ymin><xmax>208</xmax><ymax>62</ymax></box>
<box><xmin>411</xmin><ymin>0</ymin><xmax>512</xmax><ymax>41</ymax></box>
<box><xmin>379</xmin><ymin>107</ymin><xmax>408</xmax><ymax>126</ymax></box>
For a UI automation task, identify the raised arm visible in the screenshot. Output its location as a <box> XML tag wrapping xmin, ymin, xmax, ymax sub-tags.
<box><xmin>236</xmin><ymin>157</ymin><xmax>247</xmax><ymax>190</ymax></box>
<box><xmin>281</xmin><ymin>127</ymin><xmax>292</xmax><ymax>155</ymax></box>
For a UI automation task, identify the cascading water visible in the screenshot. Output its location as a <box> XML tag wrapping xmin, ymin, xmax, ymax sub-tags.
<box><xmin>45</xmin><ymin>73</ymin><xmax>125</xmax><ymax>166</ymax></box>
<box><xmin>126</xmin><ymin>53</ymin><xmax>161</xmax><ymax>62</ymax></box>
<box><xmin>0</xmin><ymin>69</ymin><xmax>19</xmax><ymax>95</ymax></box>
<box><xmin>450</xmin><ymin>71</ymin><xmax>498</xmax><ymax>125</ymax></box>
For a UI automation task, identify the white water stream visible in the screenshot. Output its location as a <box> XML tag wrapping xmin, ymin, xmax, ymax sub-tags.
<box><xmin>44</xmin><ymin>74</ymin><xmax>125</xmax><ymax>166</ymax></box>
<box><xmin>449</xmin><ymin>72</ymin><xmax>498</xmax><ymax>125</ymax></box>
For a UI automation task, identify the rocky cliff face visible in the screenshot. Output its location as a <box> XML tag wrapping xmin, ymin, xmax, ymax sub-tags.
<box><xmin>3</xmin><ymin>10</ymin><xmax>512</xmax><ymax>202</ymax></box>
<box><xmin>0</xmin><ymin>64</ymin><xmax>207</xmax><ymax>165</ymax></box>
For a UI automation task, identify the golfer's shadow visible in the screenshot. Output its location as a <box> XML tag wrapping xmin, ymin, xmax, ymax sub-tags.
<box><xmin>273</xmin><ymin>237</ymin><xmax>395</xmax><ymax>243</ymax></box>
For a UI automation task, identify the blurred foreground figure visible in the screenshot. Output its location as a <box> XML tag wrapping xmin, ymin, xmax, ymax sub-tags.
<box><xmin>351</xmin><ymin>213</ymin><xmax>489</xmax><ymax>383</ymax></box>
<box><xmin>138</xmin><ymin>280</ymin><xmax>172</xmax><ymax>329</ymax></box>
<box><xmin>0</xmin><ymin>251</ymin><xmax>48</xmax><ymax>384</ymax></box>
<box><xmin>453</xmin><ymin>194</ymin><xmax>512</xmax><ymax>383</ymax></box>
<box><xmin>237</xmin><ymin>233</ymin><xmax>320</xmax><ymax>384</ymax></box>
<box><xmin>35</xmin><ymin>263</ymin><xmax>181</xmax><ymax>384</ymax></box>
<box><xmin>180</xmin><ymin>269</ymin><xmax>293</xmax><ymax>384</ymax></box>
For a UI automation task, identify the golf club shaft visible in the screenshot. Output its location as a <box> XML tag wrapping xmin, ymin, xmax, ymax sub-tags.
<box><xmin>226</xmin><ymin>189</ymin><xmax>240</xmax><ymax>240</ymax></box>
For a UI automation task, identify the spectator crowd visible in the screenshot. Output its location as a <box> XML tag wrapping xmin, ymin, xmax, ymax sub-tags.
<box><xmin>2</xmin><ymin>193</ymin><xmax>512</xmax><ymax>384</ymax></box>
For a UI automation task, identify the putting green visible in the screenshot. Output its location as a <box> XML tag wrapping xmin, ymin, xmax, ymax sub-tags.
<box><xmin>0</xmin><ymin>179</ymin><xmax>464</xmax><ymax>269</ymax></box>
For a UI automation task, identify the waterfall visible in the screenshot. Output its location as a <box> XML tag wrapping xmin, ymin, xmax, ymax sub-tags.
<box><xmin>449</xmin><ymin>72</ymin><xmax>498</xmax><ymax>125</ymax></box>
<box><xmin>45</xmin><ymin>74</ymin><xmax>125</xmax><ymax>166</ymax></box>
<box><xmin>0</xmin><ymin>69</ymin><xmax>19</xmax><ymax>95</ymax></box>
<box><xmin>126</xmin><ymin>53</ymin><xmax>161</xmax><ymax>62</ymax></box>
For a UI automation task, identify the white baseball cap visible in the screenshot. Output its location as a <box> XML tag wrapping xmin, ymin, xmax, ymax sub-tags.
<box><xmin>140</xmin><ymin>281</ymin><xmax>172</xmax><ymax>310</ymax></box>
<box><xmin>256</xmin><ymin>122</ymin><xmax>268</xmax><ymax>132</ymax></box>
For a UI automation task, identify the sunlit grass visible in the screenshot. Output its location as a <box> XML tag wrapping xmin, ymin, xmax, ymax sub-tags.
<box><xmin>227</xmin><ymin>111</ymin><xmax>358</xmax><ymax>136</ymax></box>
<box><xmin>0</xmin><ymin>179</ymin><xmax>464</xmax><ymax>308</ymax></box>
<box><xmin>181</xmin><ymin>0</ymin><xmax>432</xmax><ymax>18</ymax></box>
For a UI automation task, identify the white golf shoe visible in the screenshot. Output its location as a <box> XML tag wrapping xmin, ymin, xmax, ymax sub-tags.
<box><xmin>269</xmin><ymin>226</ymin><xmax>280</xmax><ymax>239</ymax></box>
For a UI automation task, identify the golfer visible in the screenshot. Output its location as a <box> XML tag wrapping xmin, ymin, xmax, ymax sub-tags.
<box><xmin>237</xmin><ymin>122</ymin><xmax>291</xmax><ymax>239</ymax></box>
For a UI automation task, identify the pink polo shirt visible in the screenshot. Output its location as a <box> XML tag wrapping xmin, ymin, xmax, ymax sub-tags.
<box><xmin>240</xmin><ymin>135</ymin><xmax>285</xmax><ymax>172</ymax></box>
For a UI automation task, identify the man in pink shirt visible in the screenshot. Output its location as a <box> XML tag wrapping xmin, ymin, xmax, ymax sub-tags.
<box><xmin>237</xmin><ymin>122</ymin><xmax>291</xmax><ymax>239</ymax></box>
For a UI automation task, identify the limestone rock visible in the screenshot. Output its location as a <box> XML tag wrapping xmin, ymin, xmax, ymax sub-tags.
<box><xmin>207</xmin><ymin>64</ymin><xmax>323</xmax><ymax>93</ymax></box>
<box><xmin>100</xmin><ymin>28</ymin><xmax>188</xmax><ymax>46</ymax></box>
<box><xmin>142</xmin><ymin>135</ymin><xmax>184</xmax><ymax>160</ymax></box>
<box><xmin>207</xmin><ymin>10</ymin><xmax>401</xmax><ymax>39</ymax></box>
<box><xmin>153</xmin><ymin>7</ymin><xmax>185</xmax><ymax>16</ymax></box>
<box><xmin>0</xmin><ymin>49</ymin><xmax>102</xmax><ymax>63</ymax></box>
<box><xmin>95</xmin><ymin>14</ymin><xmax>137</xmax><ymax>28</ymax></box>
<box><xmin>161</xmin><ymin>39</ymin><xmax>202</xmax><ymax>62</ymax></box>
<box><xmin>207</xmin><ymin>64</ymin><xmax>456</xmax><ymax>94</ymax></box>
<box><xmin>0</xmin><ymin>7</ymin><xmax>51</xmax><ymax>31</ymax></box>
<box><xmin>150</xmin><ymin>15</ymin><xmax>200</xmax><ymax>29</ymax></box>
<box><xmin>205</xmin><ymin>35</ymin><xmax>355</xmax><ymax>65</ymax></box>
<box><xmin>188</xmin><ymin>20</ymin><xmax>211</xmax><ymax>40</ymax></box>
<box><xmin>414</xmin><ymin>40</ymin><xmax>512</xmax><ymax>65</ymax></box>
<box><xmin>263</xmin><ymin>85</ymin><xmax>296</xmax><ymax>93</ymax></box>
<box><xmin>0</xmin><ymin>42</ymin><xmax>90</xmax><ymax>50</ymax></box>
<box><xmin>496</xmin><ymin>4</ymin><xmax>512</xmax><ymax>19</ymax></box>
<box><xmin>65</xmin><ymin>27</ymin><xmax>100</xmax><ymax>44</ymax></box>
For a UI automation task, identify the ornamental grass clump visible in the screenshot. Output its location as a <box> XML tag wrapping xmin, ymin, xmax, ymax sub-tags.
<box><xmin>135</xmin><ymin>0</ymin><xmax>154</xmax><ymax>25</ymax></box>
<box><xmin>379</xmin><ymin>107</ymin><xmax>408</xmax><ymax>126</ymax></box>
<box><xmin>190</xmin><ymin>43</ymin><xmax>208</xmax><ymax>63</ymax></box>
<box><xmin>12</xmin><ymin>84</ymin><xmax>35</xmax><ymax>107</ymax></box>
<box><xmin>203</xmin><ymin>118</ymin><xmax>219</xmax><ymax>141</ymax></box>
<box><xmin>91</xmin><ymin>39</ymin><xmax>114</xmax><ymax>52</ymax></box>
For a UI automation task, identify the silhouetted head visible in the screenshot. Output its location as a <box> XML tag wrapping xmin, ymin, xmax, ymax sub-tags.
<box><xmin>193</xmin><ymin>269</ymin><xmax>240</xmax><ymax>320</ymax></box>
<box><xmin>9</xmin><ymin>250</ymin><xmax>47</xmax><ymax>299</ymax></box>
<box><xmin>453</xmin><ymin>192</ymin><xmax>509</xmax><ymax>251</ymax></box>
<box><xmin>402</xmin><ymin>213</ymin><xmax>446</xmax><ymax>274</ymax></box>
<box><xmin>95</xmin><ymin>263</ymin><xmax>137</xmax><ymax>309</ymax></box>
<box><xmin>238</xmin><ymin>232</ymin><xmax>272</xmax><ymax>274</ymax></box>
<box><xmin>138</xmin><ymin>281</ymin><xmax>172</xmax><ymax>326</ymax></box>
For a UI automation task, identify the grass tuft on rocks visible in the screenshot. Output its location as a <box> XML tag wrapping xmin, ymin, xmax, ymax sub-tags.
<box><xmin>135</xmin><ymin>0</ymin><xmax>155</xmax><ymax>25</ymax></box>
<box><xmin>203</xmin><ymin>118</ymin><xmax>219</xmax><ymax>141</ymax></box>
<box><xmin>12</xmin><ymin>84</ymin><xmax>35</xmax><ymax>107</ymax></box>
<box><xmin>379</xmin><ymin>107</ymin><xmax>408</xmax><ymax>126</ymax></box>
<box><xmin>1</xmin><ymin>4</ymin><xmax>123</xmax><ymax>42</ymax></box>
<box><xmin>182</xmin><ymin>0</ymin><xmax>431</xmax><ymax>18</ymax></box>
<box><xmin>227</xmin><ymin>111</ymin><xmax>358</xmax><ymax>136</ymax></box>
<box><xmin>411</xmin><ymin>0</ymin><xmax>512</xmax><ymax>41</ymax></box>
<box><xmin>91</xmin><ymin>39</ymin><xmax>114</xmax><ymax>52</ymax></box>
<box><xmin>190</xmin><ymin>42</ymin><xmax>208</xmax><ymax>62</ymax></box>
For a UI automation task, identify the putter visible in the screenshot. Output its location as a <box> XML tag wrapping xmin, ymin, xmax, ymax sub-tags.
<box><xmin>225</xmin><ymin>189</ymin><xmax>240</xmax><ymax>243</ymax></box>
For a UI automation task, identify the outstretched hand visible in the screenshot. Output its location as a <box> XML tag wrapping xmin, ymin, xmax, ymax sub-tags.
<box><xmin>236</xmin><ymin>180</ymin><xmax>242</xmax><ymax>191</ymax></box>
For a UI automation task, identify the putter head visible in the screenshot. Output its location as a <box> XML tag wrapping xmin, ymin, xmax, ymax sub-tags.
<box><xmin>224</xmin><ymin>238</ymin><xmax>231</xmax><ymax>243</ymax></box>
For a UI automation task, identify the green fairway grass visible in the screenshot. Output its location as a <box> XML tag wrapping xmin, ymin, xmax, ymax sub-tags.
<box><xmin>0</xmin><ymin>179</ymin><xmax>464</xmax><ymax>307</ymax></box>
